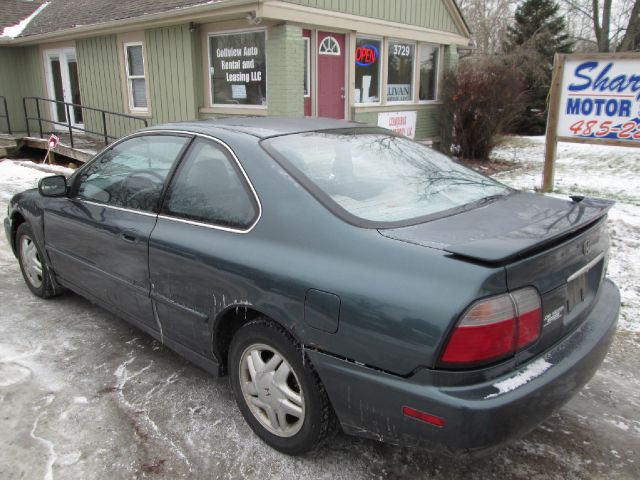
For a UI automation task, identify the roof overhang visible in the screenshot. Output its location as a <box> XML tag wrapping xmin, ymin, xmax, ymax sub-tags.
<box><xmin>0</xmin><ymin>0</ymin><xmax>471</xmax><ymax>47</ymax></box>
<box><xmin>0</xmin><ymin>0</ymin><xmax>259</xmax><ymax>46</ymax></box>
<box><xmin>258</xmin><ymin>1</ymin><xmax>471</xmax><ymax>46</ymax></box>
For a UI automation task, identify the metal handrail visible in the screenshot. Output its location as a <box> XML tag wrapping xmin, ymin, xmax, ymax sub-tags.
<box><xmin>22</xmin><ymin>97</ymin><xmax>148</xmax><ymax>148</ymax></box>
<box><xmin>0</xmin><ymin>96</ymin><xmax>11</xmax><ymax>134</ymax></box>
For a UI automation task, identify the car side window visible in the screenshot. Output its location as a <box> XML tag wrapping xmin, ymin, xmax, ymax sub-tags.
<box><xmin>75</xmin><ymin>135</ymin><xmax>190</xmax><ymax>212</ymax></box>
<box><xmin>163</xmin><ymin>138</ymin><xmax>258</xmax><ymax>229</ymax></box>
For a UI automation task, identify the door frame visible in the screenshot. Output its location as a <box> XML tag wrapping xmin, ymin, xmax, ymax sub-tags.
<box><xmin>43</xmin><ymin>47</ymin><xmax>84</xmax><ymax>129</ymax></box>
<box><xmin>306</xmin><ymin>28</ymin><xmax>350</xmax><ymax>120</ymax></box>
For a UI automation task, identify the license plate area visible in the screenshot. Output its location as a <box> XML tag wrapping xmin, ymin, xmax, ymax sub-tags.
<box><xmin>566</xmin><ymin>272</ymin><xmax>588</xmax><ymax>313</ymax></box>
<box><xmin>565</xmin><ymin>252</ymin><xmax>605</xmax><ymax>316</ymax></box>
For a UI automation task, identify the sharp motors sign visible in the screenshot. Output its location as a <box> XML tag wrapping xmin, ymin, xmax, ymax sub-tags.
<box><xmin>558</xmin><ymin>57</ymin><xmax>640</xmax><ymax>142</ymax></box>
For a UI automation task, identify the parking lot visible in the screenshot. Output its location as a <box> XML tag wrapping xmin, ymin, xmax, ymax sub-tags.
<box><xmin>1</xmin><ymin>154</ymin><xmax>639</xmax><ymax>479</ymax></box>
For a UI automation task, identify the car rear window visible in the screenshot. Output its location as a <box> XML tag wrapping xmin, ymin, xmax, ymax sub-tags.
<box><xmin>263</xmin><ymin>131</ymin><xmax>509</xmax><ymax>224</ymax></box>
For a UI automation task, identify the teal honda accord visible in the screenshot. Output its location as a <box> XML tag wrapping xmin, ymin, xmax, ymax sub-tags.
<box><xmin>4</xmin><ymin>117</ymin><xmax>619</xmax><ymax>455</ymax></box>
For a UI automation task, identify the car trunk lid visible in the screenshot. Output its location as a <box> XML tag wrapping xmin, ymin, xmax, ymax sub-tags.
<box><xmin>379</xmin><ymin>191</ymin><xmax>613</xmax><ymax>364</ymax></box>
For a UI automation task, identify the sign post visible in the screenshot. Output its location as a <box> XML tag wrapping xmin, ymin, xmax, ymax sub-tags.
<box><xmin>542</xmin><ymin>52</ymin><xmax>640</xmax><ymax>192</ymax></box>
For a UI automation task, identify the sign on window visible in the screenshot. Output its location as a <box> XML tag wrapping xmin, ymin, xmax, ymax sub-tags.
<box><xmin>209</xmin><ymin>31</ymin><xmax>267</xmax><ymax>106</ymax></box>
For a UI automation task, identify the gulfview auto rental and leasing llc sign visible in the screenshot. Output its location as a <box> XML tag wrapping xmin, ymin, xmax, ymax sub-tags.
<box><xmin>543</xmin><ymin>53</ymin><xmax>640</xmax><ymax>192</ymax></box>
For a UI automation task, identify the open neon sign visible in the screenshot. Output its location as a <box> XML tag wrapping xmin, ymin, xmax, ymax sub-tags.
<box><xmin>356</xmin><ymin>44</ymin><xmax>378</xmax><ymax>66</ymax></box>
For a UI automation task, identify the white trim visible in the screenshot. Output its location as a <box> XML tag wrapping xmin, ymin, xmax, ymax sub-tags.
<box><xmin>354</xmin><ymin>35</ymin><xmax>383</xmax><ymax>107</ymax></box>
<box><xmin>124</xmin><ymin>42</ymin><xmax>149</xmax><ymax>113</ymax></box>
<box><xmin>206</xmin><ymin>27</ymin><xmax>268</xmax><ymax>109</ymax></box>
<box><xmin>303</xmin><ymin>36</ymin><xmax>311</xmax><ymax>98</ymax></box>
<box><xmin>42</xmin><ymin>47</ymin><xmax>84</xmax><ymax>129</ymax></box>
<box><xmin>318</xmin><ymin>35</ymin><xmax>341</xmax><ymax>56</ymax></box>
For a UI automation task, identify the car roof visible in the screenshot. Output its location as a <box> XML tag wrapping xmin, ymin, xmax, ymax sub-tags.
<box><xmin>143</xmin><ymin>116</ymin><xmax>373</xmax><ymax>139</ymax></box>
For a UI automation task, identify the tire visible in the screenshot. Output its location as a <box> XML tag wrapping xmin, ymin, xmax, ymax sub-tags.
<box><xmin>16</xmin><ymin>223</ymin><xmax>63</xmax><ymax>298</ymax></box>
<box><xmin>229</xmin><ymin>318</ymin><xmax>335</xmax><ymax>455</ymax></box>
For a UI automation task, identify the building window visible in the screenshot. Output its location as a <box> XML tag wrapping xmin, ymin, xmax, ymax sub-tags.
<box><xmin>354</xmin><ymin>37</ymin><xmax>381</xmax><ymax>104</ymax></box>
<box><xmin>387</xmin><ymin>40</ymin><xmax>415</xmax><ymax>103</ymax></box>
<box><xmin>319</xmin><ymin>36</ymin><xmax>341</xmax><ymax>55</ymax></box>
<box><xmin>209</xmin><ymin>30</ymin><xmax>267</xmax><ymax>107</ymax></box>
<box><xmin>124</xmin><ymin>43</ymin><xmax>148</xmax><ymax>111</ymax></box>
<box><xmin>419</xmin><ymin>43</ymin><xmax>439</xmax><ymax>101</ymax></box>
<box><xmin>303</xmin><ymin>37</ymin><xmax>310</xmax><ymax>97</ymax></box>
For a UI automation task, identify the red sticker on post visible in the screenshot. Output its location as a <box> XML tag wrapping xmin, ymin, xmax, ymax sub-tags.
<box><xmin>48</xmin><ymin>134</ymin><xmax>59</xmax><ymax>150</ymax></box>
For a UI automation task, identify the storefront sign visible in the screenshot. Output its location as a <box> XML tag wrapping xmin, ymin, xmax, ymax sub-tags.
<box><xmin>209</xmin><ymin>31</ymin><xmax>266</xmax><ymax>106</ymax></box>
<box><xmin>378</xmin><ymin>111</ymin><xmax>417</xmax><ymax>139</ymax></box>
<box><xmin>355</xmin><ymin>44</ymin><xmax>378</xmax><ymax>66</ymax></box>
<box><xmin>558</xmin><ymin>58</ymin><xmax>640</xmax><ymax>141</ymax></box>
<box><xmin>543</xmin><ymin>53</ymin><xmax>640</xmax><ymax>192</ymax></box>
<box><xmin>387</xmin><ymin>84</ymin><xmax>411</xmax><ymax>102</ymax></box>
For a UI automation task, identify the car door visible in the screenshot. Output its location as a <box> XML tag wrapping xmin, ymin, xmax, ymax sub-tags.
<box><xmin>44</xmin><ymin>133</ymin><xmax>192</xmax><ymax>330</ymax></box>
<box><xmin>148</xmin><ymin>137</ymin><xmax>260</xmax><ymax>354</ymax></box>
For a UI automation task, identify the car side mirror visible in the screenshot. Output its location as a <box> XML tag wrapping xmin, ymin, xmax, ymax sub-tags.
<box><xmin>38</xmin><ymin>175</ymin><xmax>68</xmax><ymax>197</ymax></box>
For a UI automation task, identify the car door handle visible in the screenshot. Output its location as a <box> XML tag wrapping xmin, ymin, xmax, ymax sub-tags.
<box><xmin>121</xmin><ymin>232</ymin><xmax>137</xmax><ymax>243</ymax></box>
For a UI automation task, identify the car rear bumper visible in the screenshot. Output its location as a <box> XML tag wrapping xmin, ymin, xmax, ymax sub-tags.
<box><xmin>306</xmin><ymin>279</ymin><xmax>620</xmax><ymax>455</ymax></box>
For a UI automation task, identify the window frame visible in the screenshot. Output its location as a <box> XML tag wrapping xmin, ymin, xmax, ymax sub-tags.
<box><xmin>318</xmin><ymin>35</ymin><xmax>342</xmax><ymax>56</ymax></box>
<box><xmin>207</xmin><ymin>27</ymin><xmax>268</xmax><ymax>109</ymax></box>
<box><xmin>159</xmin><ymin>135</ymin><xmax>262</xmax><ymax>233</ymax></box>
<box><xmin>303</xmin><ymin>36</ymin><xmax>311</xmax><ymax>98</ymax></box>
<box><xmin>71</xmin><ymin>132</ymin><xmax>193</xmax><ymax>214</ymax></box>
<box><xmin>385</xmin><ymin>38</ymin><xmax>418</xmax><ymax>106</ymax></box>
<box><xmin>354</xmin><ymin>35</ymin><xmax>383</xmax><ymax>107</ymax></box>
<box><xmin>417</xmin><ymin>42</ymin><xmax>442</xmax><ymax>104</ymax></box>
<box><xmin>123</xmin><ymin>42</ymin><xmax>149</xmax><ymax>113</ymax></box>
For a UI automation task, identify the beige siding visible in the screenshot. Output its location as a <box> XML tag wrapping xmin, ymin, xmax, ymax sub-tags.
<box><xmin>282</xmin><ymin>0</ymin><xmax>460</xmax><ymax>34</ymax></box>
<box><xmin>0</xmin><ymin>46</ymin><xmax>46</xmax><ymax>133</ymax></box>
<box><xmin>145</xmin><ymin>24</ymin><xmax>200</xmax><ymax>125</ymax></box>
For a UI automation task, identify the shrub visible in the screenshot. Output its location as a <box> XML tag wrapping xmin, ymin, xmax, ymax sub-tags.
<box><xmin>441</xmin><ymin>58</ymin><xmax>527</xmax><ymax>161</ymax></box>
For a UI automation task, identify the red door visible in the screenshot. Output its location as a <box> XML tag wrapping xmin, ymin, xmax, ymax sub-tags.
<box><xmin>317</xmin><ymin>32</ymin><xmax>345</xmax><ymax>119</ymax></box>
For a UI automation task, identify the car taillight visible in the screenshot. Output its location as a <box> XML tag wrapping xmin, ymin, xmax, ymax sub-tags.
<box><xmin>439</xmin><ymin>287</ymin><xmax>542</xmax><ymax>368</ymax></box>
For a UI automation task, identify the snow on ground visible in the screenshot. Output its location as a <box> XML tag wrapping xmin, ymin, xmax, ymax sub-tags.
<box><xmin>493</xmin><ymin>137</ymin><xmax>640</xmax><ymax>333</ymax></box>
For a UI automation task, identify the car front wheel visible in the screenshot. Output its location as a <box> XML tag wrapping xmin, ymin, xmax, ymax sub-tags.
<box><xmin>16</xmin><ymin>223</ymin><xmax>62</xmax><ymax>298</ymax></box>
<box><xmin>229</xmin><ymin>318</ymin><xmax>335</xmax><ymax>454</ymax></box>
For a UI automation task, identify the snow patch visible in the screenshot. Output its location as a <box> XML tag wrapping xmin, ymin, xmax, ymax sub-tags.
<box><xmin>73</xmin><ymin>396</ymin><xmax>88</xmax><ymax>404</ymax></box>
<box><xmin>492</xmin><ymin>137</ymin><xmax>640</xmax><ymax>332</ymax></box>
<box><xmin>486</xmin><ymin>358</ymin><xmax>552</xmax><ymax>398</ymax></box>
<box><xmin>1</xmin><ymin>2</ymin><xmax>50</xmax><ymax>39</ymax></box>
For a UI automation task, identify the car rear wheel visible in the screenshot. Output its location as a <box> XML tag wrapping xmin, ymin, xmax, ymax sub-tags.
<box><xmin>16</xmin><ymin>223</ymin><xmax>62</xmax><ymax>298</ymax></box>
<box><xmin>229</xmin><ymin>318</ymin><xmax>335</xmax><ymax>454</ymax></box>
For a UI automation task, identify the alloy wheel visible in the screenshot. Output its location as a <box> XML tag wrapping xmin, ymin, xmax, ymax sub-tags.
<box><xmin>20</xmin><ymin>235</ymin><xmax>43</xmax><ymax>289</ymax></box>
<box><xmin>238</xmin><ymin>343</ymin><xmax>305</xmax><ymax>437</ymax></box>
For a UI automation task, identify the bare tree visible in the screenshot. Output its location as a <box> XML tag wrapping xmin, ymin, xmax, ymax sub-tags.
<box><xmin>619</xmin><ymin>0</ymin><xmax>640</xmax><ymax>49</ymax></box>
<box><xmin>561</xmin><ymin>0</ymin><xmax>638</xmax><ymax>51</ymax></box>
<box><xmin>457</xmin><ymin>0</ymin><xmax>519</xmax><ymax>54</ymax></box>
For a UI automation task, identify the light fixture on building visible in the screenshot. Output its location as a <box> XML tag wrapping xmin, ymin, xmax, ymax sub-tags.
<box><xmin>245</xmin><ymin>11</ymin><xmax>262</xmax><ymax>25</ymax></box>
<box><xmin>189</xmin><ymin>22</ymin><xmax>197</xmax><ymax>33</ymax></box>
